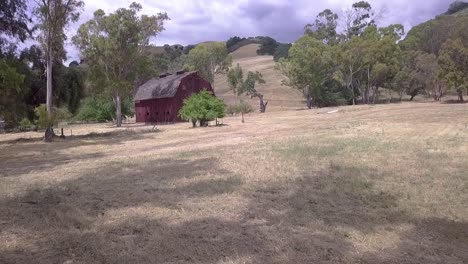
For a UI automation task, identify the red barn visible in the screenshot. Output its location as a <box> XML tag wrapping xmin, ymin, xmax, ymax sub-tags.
<box><xmin>134</xmin><ymin>71</ymin><xmax>214</xmax><ymax>123</ymax></box>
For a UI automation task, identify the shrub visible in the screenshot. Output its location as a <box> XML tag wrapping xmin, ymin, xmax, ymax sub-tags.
<box><xmin>34</xmin><ymin>104</ymin><xmax>72</xmax><ymax>129</ymax></box>
<box><xmin>76</xmin><ymin>97</ymin><xmax>134</xmax><ymax>122</ymax></box>
<box><xmin>179</xmin><ymin>90</ymin><xmax>225</xmax><ymax>127</ymax></box>
<box><xmin>18</xmin><ymin>118</ymin><xmax>36</xmax><ymax>131</ymax></box>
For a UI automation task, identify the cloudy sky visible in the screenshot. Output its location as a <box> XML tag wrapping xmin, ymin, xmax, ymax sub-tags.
<box><xmin>64</xmin><ymin>0</ymin><xmax>450</xmax><ymax>62</ymax></box>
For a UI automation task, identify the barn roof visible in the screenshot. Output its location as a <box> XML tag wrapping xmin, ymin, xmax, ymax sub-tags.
<box><xmin>134</xmin><ymin>71</ymin><xmax>195</xmax><ymax>101</ymax></box>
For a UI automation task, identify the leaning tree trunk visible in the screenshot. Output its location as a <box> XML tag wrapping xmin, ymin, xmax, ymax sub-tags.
<box><xmin>44</xmin><ymin>50</ymin><xmax>54</xmax><ymax>142</ymax></box>
<box><xmin>258</xmin><ymin>95</ymin><xmax>268</xmax><ymax>113</ymax></box>
<box><xmin>113</xmin><ymin>94</ymin><xmax>122</xmax><ymax>127</ymax></box>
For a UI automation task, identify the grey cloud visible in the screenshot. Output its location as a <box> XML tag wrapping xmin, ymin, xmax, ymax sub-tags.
<box><xmin>66</xmin><ymin>0</ymin><xmax>452</xmax><ymax>62</ymax></box>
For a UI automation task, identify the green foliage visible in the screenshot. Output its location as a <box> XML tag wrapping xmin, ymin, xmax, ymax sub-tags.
<box><xmin>282</xmin><ymin>2</ymin><xmax>404</xmax><ymax>107</ymax></box>
<box><xmin>76</xmin><ymin>97</ymin><xmax>114</xmax><ymax>122</ymax></box>
<box><xmin>438</xmin><ymin>38</ymin><xmax>468</xmax><ymax>101</ymax></box>
<box><xmin>345</xmin><ymin>1</ymin><xmax>376</xmax><ymax>38</ymax></box>
<box><xmin>73</xmin><ymin>2</ymin><xmax>169</xmax><ymax>126</ymax></box>
<box><xmin>273</xmin><ymin>43</ymin><xmax>291</xmax><ymax>62</ymax></box>
<box><xmin>35</xmin><ymin>105</ymin><xmax>52</xmax><ymax>129</ymax></box>
<box><xmin>227</xmin><ymin>64</ymin><xmax>244</xmax><ymax>97</ymax></box>
<box><xmin>228</xmin><ymin>64</ymin><xmax>268</xmax><ymax>112</ymax></box>
<box><xmin>446</xmin><ymin>1</ymin><xmax>468</xmax><ymax>15</ymax></box>
<box><xmin>76</xmin><ymin>97</ymin><xmax>134</xmax><ymax>122</ymax></box>
<box><xmin>400</xmin><ymin>13</ymin><xmax>468</xmax><ymax>55</ymax></box>
<box><xmin>178</xmin><ymin>90</ymin><xmax>225</xmax><ymax>127</ymax></box>
<box><xmin>34</xmin><ymin>104</ymin><xmax>71</xmax><ymax>129</ymax></box>
<box><xmin>18</xmin><ymin>118</ymin><xmax>35</xmax><ymax>131</ymax></box>
<box><xmin>35</xmin><ymin>0</ymin><xmax>84</xmax><ymax>61</ymax></box>
<box><xmin>305</xmin><ymin>9</ymin><xmax>340</xmax><ymax>45</ymax></box>
<box><xmin>226</xmin><ymin>36</ymin><xmax>247</xmax><ymax>50</ymax></box>
<box><xmin>0</xmin><ymin>0</ymin><xmax>31</xmax><ymax>42</ymax></box>
<box><xmin>286</xmin><ymin>34</ymin><xmax>334</xmax><ymax>107</ymax></box>
<box><xmin>186</xmin><ymin>42</ymin><xmax>232</xmax><ymax>85</ymax></box>
<box><xmin>257</xmin><ymin>36</ymin><xmax>279</xmax><ymax>55</ymax></box>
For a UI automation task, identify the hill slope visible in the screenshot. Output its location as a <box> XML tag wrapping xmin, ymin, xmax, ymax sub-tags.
<box><xmin>401</xmin><ymin>8</ymin><xmax>468</xmax><ymax>54</ymax></box>
<box><xmin>214</xmin><ymin>44</ymin><xmax>304</xmax><ymax>112</ymax></box>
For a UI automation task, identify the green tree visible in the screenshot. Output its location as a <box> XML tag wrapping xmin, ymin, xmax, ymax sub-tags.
<box><xmin>73</xmin><ymin>2</ymin><xmax>169</xmax><ymax>127</ymax></box>
<box><xmin>438</xmin><ymin>38</ymin><xmax>468</xmax><ymax>101</ymax></box>
<box><xmin>257</xmin><ymin>36</ymin><xmax>279</xmax><ymax>55</ymax></box>
<box><xmin>344</xmin><ymin>1</ymin><xmax>377</xmax><ymax>39</ymax></box>
<box><xmin>186</xmin><ymin>42</ymin><xmax>231</xmax><ymax>85</ymax></box>
<box><xmin>305</xmin><ymin>9</ymin><xmax>340</xmax><ymax>45</ymax></box>
<box><xmin>227</xmin><ymin>63</ymin><xmax>243</xmax><ymax>102</ymax></box>
<box><xmin>284</xmin><ymin>35</ymin><xmax>333</xmax><ymax>108</ymax></box>
<box><xmin>35</xmin><ymin>0</ymin><xmax>84</xmax><ymax>141</ymax></box>
<box><xmin>273</xmin><ymin>43</ymin><xmax>291</xmax><ymax>62</ymax></box>
<box><xmin>179</xmin><ymin>90</ymin><xmax>225</xmax><ymax>127</ymax></box>
<box><xmin>360</xmin><ymin>26</ymin><xmax>402</xmax><ymax>104</ymax></box>
<box><xmin>0</xmin><ymin>0</ymin><xmax>31</xmax><ymax>43</ymax></box>
<box><xmin>239</xmin><ymin>71</ymin><xmax>267</xmax><ymax>113</ymax></box>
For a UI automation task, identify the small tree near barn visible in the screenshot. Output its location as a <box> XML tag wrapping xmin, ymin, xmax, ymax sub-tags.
<box><xmin>240</xmin><ymin>71</ymin><xmax>267</xmax><ymax>113</ymax></box>
<box><xmin>179</xmin><ymin>90</ymin><xmax>225</xmax><ymax>127</ymax></box>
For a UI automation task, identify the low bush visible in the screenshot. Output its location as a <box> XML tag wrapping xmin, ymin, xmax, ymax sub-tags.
<box><xmin>34</xmin><ymin>104</ymin><xmax>72</xmax><ymax>129</ymax></box>
<box><xmin>18</xmin><ymin>118</ymin><xmax>36</xmax><ymax>131</ymax></box>
<box><xmin>76</xmin><ymin>97</ymin><xmax>134</xmax><ymax>122</ymax></box>
<box><xmin>179</xmin><ymin>90</ymin><xmax>225</xmax><ymax>127</ymax></box>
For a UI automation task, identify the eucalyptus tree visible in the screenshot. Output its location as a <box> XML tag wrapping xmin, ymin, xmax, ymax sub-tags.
<box><xmin>186</xmin><ymin>42</ymin><xmax>232</xmax><ymax>86</ymax></box>
<box><xmin>344</xmin><ymin>1</ymin><xmax>377</xmax><ymax>39</ymax></box>
<box><xmin>73</xmin><ymin>2</ymin><xmax>169</xmax><ymax>127</ymax></box>
<box><xmin>305</xmin><ymin>9</ymin><xmax>340</xmax><ymax>45</ymax></box>
<box><xmin>35</xmin><ymin>0</ymin><xmax>84</xmax><ymax>140</ymax></box>
<box><xmin>285</xmin><ymin>35</ymin><xmax>333</xmax><ymax>108</ymax></box>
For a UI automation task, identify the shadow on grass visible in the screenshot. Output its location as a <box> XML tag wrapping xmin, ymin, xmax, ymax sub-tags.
<box><xmin>441</xmin><ymin>99</ymin><xmax>468</xmax><ymax>104</ymax></box>
<box><xmin>1</xmin><ymin>155</ymin><xmax>467</xmax><ymax>263</ymax></box>
<box><xmin>0</xmin><ymin>130</ymin><xmax>159</xmax><ymax>178</ymax></box>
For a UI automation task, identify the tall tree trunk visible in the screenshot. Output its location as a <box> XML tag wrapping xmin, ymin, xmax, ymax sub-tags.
<box><xmin>457</xmin><ymin>88</ymin><xmax>464</xmax><ymax>102</ymax></box>
<box><xmin>306</xmin><ymin>91</ymin><xmax>312</xmax><ymax>109</ymax></box>
<box><xmin>46</xmin><ymin>52</ymin><xmax>53</xmax><ymax>114</ymax></box>
<box><xmin>44</xmin><ymin>49</ymin><xmax>54</xmax><ymax>142</ymax></box>
<box><xmin>348</xmin><ymin>84</ymin><xmax>356</xmax><ymax>105</ymax></box>
<box><xmin>113</xmin><ymin>94</ymin><xmax>122</xmax><ymax>127</ymax></box>
<box><xmin>371</xmin><ymin>87</ymin><xmax>379</xmax><ymax>104</ymax></box>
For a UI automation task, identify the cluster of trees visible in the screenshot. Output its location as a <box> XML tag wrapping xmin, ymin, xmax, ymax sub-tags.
<box><xmin>279</xmin><ymin>1</ymin><xmax>468</xmax><ymax>108</ymax></box>
<box><xmin>0</xmin><ymin>0</ymin><xmax>86</xmax><ymax>130</ymax></box>
<box><xmin>1</xmin><ymin>1</ymin><xmax>171</xmax><ymax>137</ymax></box>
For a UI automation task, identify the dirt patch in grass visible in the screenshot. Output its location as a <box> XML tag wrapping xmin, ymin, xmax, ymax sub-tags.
<box><xmin>1</xmin><ymin>103</ymin><xmax>467</xmax><ymax>263</ymax></box>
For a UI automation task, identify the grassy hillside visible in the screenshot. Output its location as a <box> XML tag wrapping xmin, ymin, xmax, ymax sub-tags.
<box><xmin>215</xmin><ymin>44</ymin><xmax>304</xmax><ymax>112</ymax></box>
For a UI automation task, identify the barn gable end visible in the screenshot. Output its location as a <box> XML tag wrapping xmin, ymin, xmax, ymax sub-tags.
<box><xmin>135</xmin><ymin>72</ymin><xmax>214</xmax><ymax>123</ymax></box>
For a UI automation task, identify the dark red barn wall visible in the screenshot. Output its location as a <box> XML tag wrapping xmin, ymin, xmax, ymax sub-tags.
<box><xmin>135</xmin><ymin>73</ymin><xmax>214</xmax><ymax>124</ymax></box>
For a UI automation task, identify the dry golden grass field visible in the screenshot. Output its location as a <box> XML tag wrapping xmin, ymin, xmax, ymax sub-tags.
<box><xmin>1</xmin><ymin>103</ymin><xmax>468</xmax><ymax>263</ymax></box>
